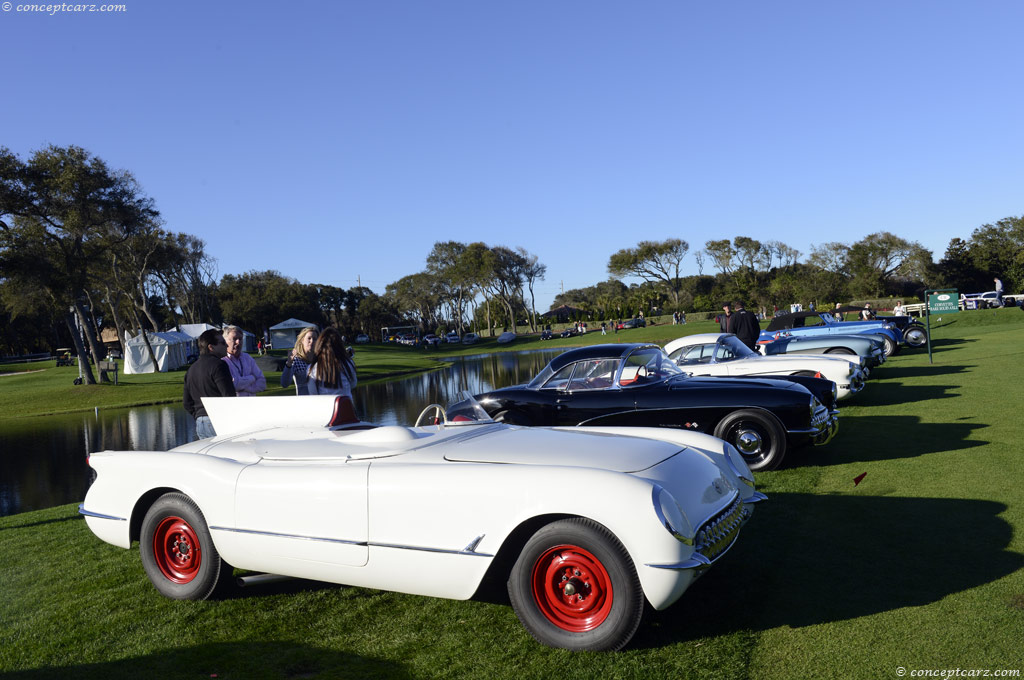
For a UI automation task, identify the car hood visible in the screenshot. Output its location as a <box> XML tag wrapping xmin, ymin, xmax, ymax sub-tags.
<box><xmin>669</xmin><ymin>374</ymin><xmax>809</xmax><ymax>394</ymax></box>
<box><xmin>443</xmin><ymin>426</ymin><xmax>686</xmax><ymax>473</ymax></box>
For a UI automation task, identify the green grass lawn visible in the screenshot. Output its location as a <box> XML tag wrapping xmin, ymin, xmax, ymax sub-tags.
<box><xmin>2</xmin><ymin>309</ymin><xmax>1023</xmax><ymax>678</ymax></box>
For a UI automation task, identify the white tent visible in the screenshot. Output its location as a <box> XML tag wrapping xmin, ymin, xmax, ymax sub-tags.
<box><xmin>122</xmin><ymin>330</ymin><xmax>194</xmax><ymax>374</ymax></box>
<box><xmin>269</xmin><ymin>318</ymin><xmax>319</xmax><ymax>350</ymax></box>
<box><xmin>176</xmin><ymin>323</ymin><xmax>218</xmax><ymax>340</ymax></box>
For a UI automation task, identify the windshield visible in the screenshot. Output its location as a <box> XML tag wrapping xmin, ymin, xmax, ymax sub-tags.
<box><xmin>444</xmin><ymin>391</ymin><xmax>496</xmax><ymax>425</ymax></box>
<box><xmin>617</xmin><ymin>348</ymin><xmax>684</xmax><ymax>387</ymax></box>
<box><xmin>716</xmin><ymin>335</ymin><xmax>759</xmax><ymax>360</ymax></box>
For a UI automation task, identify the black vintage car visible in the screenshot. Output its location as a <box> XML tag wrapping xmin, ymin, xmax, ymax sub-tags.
<box><xmin>475</xmin><ymin>344</ymin><xmax>839</xmax><ymax>470</ymax></box>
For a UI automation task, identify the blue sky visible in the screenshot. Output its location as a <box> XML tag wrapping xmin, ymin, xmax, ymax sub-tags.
<box><xmin>3</xmin><ymin>1</ymin><xmax>1022</xmax><ymax>312</ymax></box>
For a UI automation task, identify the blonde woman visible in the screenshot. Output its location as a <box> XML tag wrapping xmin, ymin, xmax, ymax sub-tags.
<box><xmin>281</xmin><ymin>327</ymin><xmax>319</xmax><ymax>394</ymax></box>
<box><xmin>307</xmin><ymin>327</ymin><xmax>357</xmax><ymax>399</ymax></box>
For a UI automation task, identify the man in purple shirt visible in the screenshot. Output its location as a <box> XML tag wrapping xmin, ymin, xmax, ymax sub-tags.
<box><xmin>222</xmin><ymin>326</ymin><xmax>267</xmax><ymax>396</ymax></box>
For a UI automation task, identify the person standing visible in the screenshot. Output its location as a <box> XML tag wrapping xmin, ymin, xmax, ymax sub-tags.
<box><xmin>893</xmin><ymin>300</ymin><xmax>907</xmax><ymax>316</ymax></box>
<box><xmin>719</xmin><ymin>302</ymin><xmax>734</xmax><ymax>333</ymax></box>
<box><xmin>308</xmin><ymin>327</ymin><xmax>358</xmax><ymax>399</ymax></box>
<box><xmin>860</xmin><ymin>303</ymin><xmax>876</xmax><ymax>321</ymax></box>
<box><xmin>281</xmin><ymin>327</ymin><xmax>319</xmax><ymax>394</ymax></box>
<box><xmin>730</xmin><ymin>301</ymin><xmax>761</xmax><ymax>350</ymax></box>
<box><xmin>994</xmin><ymin>277</ymin><xmax>1004</xmax><ymax>307</ymax></box>
<box><xmin>222</xmin><ymin>326</ymin><xmax>266</xmax><ymax>396</ymax></box>
<box><xmin>183</xmin><ymin>329</ymin><xmax>236</xmax><ymax>439</ymax></box>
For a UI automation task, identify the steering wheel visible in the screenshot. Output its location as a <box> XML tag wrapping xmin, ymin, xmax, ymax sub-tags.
<box><xmin>415</xmin><ymin>403</ymin><xmax>447</xmax><ymax>427</ymax></box>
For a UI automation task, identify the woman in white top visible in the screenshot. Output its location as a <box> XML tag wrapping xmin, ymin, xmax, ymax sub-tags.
<box><xmin>892</xmin><ymin>300</ymin><xmax>907</xmax><ymax>316</ymax></box>
<box><xmin>307</xmin><ymin>327</ymin><xmax>357</xmax><ymax>399</ymax></box>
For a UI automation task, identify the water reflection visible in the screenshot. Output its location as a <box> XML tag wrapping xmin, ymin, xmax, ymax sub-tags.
<box><xmin>0</xmin><ymin>349</ymin><xmax>563</xmax><ymax>517</ymax></box>
<box><xmin>0</xmin><ymin>405</ymin><xmax>195</xmax><ymax>518</ymax></box>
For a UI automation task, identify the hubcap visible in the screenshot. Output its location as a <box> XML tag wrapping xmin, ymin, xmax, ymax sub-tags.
<box><xmin>153</xmin><ymin>516</ymin><xmax>202</xmax><ymax>584</ymax></box>
<box><xmin>531</xmin><ymin>544</ymin><xmax>613</xmax><ymax>632</ymax></box>
<box><xmin>734</xmin><ymin>428</ymin><xmax>763</xmax><ymax>454</ymax></box>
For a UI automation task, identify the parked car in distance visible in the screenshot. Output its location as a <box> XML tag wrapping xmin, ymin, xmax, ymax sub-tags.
<box><xmin>462</xmin><ymin>333</ymin><xmax>479</xmax><ymax>345</ymax></box>
<box><xmin>665</xmin><ymin>333</ymin><xmax>866</xmax><ymax>400</ymax></box>
<box><xmin>445</xmin><ymin>332</ymin><xmax>461</xmax><ymax>344</ymax></box>
<box><xmin>617</xmin><ymin>318</ymin><xmax>647</xmax><ymax>330</ymax></box>
<box><xmin>422</xmin><ymin>334</ymin><xmax>442</xmax><ymax>347</ymax></box>
<box><xmin>762</xmin><ymin>310</ymin><xmax>903</xmax><ymax>356</ymax></box>
<box><xmin>497</xmin><ymin>331</ymin><xmax>516</xmax><ymax>344</ymax></box>
<box><xmin>473</xmin><ymin>344</ymin><xmax>838</xmax><ymax>470</ymax></box>
<box><xmin>833</xmin><ymin>306</ymin><xmax>928</xmax><ymax>348</ymax></box>
<box><xmin>758</xmin><ymin>333</ymin><xmax>885</xmax><ymax>370</ymax></box>
<box><xmin>354</xmin><ymin>334</ymin><xmax>370</xmax><ymax>344</ymax></box>
<box><xmin>960</xmin><ymin>291</ymin><xmax>1006</xmax><ymax>309</ymax></box>
<box><xmin>80</xmin><ymin>393</ymin><xmax>766</xmax><ymax>652</ymax></box>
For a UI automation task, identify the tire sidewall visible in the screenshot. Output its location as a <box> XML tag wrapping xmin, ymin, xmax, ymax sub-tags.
<box><xmin>140</xmin><ymin>493</ymin><xmax>228</xmax><ymax>600</ymax></box>
<box><xmin>508</xmin><ymin>519</ymin><xmax>643</xmax><ymax>652</ymax></box>
<box><xmin>714</xmin><ymin>408</ymin><xmax>787</xmax><ymax>471</ymax></box>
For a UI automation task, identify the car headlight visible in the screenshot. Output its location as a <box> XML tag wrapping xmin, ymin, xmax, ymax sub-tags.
<box><xmin>724</xmin><ymin>444</ymin><xmax>755</xmax><ymax>487</ymax></box>
<box><xmin>652</xmin><ymin>485</ymin><xmax>695</xmax><ymax>545</ymax></box>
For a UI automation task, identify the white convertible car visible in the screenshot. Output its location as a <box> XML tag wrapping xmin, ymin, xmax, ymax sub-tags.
<box><xmin>665</xmin><ymin>333</ymin><xmax>866</xmax><ymax>401</ymax></box>
<box><xmin>81</xmin><ymin>394</ymin><xmax>765</xmax><ymax>652</ymax></box>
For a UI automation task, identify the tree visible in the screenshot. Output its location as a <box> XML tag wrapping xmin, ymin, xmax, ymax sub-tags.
<box><xmin>607</xmin><ymin>238</ymin><xmax>689</xmax><ymax>308</ymax></box>
<box><xmin>845</xmin><ymin>232</ymin><xmax>933</xmax><ymax>297</ymax></box>
<box><xmin>0</xmin><ymin>145</ymin><xmax>158</xmax><ymax>383</ymax></box>
<box><xmin>968</xmin><ymin>216</ymin><xmax>1024</xmax><ymax>290</ymax></box>
<box><xmin>218</xmin><ymin>271</ymin><xmax>322</xmax><ymax>333</ymax></box>
<box><xmin>703</xmin><ymin>239</ymin><xmax>736</xmax><ymax>275</ymax></box>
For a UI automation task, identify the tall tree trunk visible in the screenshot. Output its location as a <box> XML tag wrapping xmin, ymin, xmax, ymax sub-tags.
<box><xmin>128</xmin><ymin>306</ymin><xmax>159</xmax><ymax>371</ymax></box>
<box><xmin>66</xmin><ymin>310</ymin><xmax>96</xmax><ymax>385</ymax></box>
<box><xmin>74</xmin><ymin>302</ymin><xmax>108</xmax><ymax>383</ymax></box>
<box><xmin>103</xmin><ymin>285</ymin><xmax>127</xmax><ymax>356</ymax></box>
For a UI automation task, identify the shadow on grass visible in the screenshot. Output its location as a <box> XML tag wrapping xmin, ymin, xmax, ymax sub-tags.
<box><xmin>640</xmin><ymin>493</ymin><xmax>1023</xmax><ymax>648</ymax></box>
<box><xmin>1</xmin><ymin>641</ymin><xmax>411</xmax><ymax>680</ymax></box>
<box><xmin>0</xmin><ymin>513</ymin><xmax>82</xmax><ymax>532</ymax></box>
<box><xmin>790</xmin><ymin>415</ymin><xmax>987</xmax><ymax>467</ymax></box>
<box><xmin>852</xmin><ymin>382</ymin><xmax>962</xmax><ymax>407</ymax></box>
<box><xmin>870</xmin><ymin>364</ymin><xmax>972</xmax><ymax>380</ymax></box>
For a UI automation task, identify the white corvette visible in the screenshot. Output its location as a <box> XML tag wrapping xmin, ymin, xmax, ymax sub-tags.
<box><xmin>665</xmin><ymin>333</ymin><xmax>866</xmax><ymax>400</ymax></box>
<box><xmin>80</xmin><ymin>394</ymin><xmax>765</xmax><ymax>652</ymax></box>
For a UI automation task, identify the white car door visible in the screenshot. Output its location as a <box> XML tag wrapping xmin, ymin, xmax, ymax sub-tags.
<box><xmin>233</xmin><ymin>460</ymin><xmax>370</xmax><ymax>567</ymax></box>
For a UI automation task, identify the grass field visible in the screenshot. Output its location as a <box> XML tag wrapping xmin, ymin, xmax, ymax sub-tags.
<box><xmin>1</xmin><ymin>309</ymin><xmax>1023</xmax><ymax>678</ymax></box>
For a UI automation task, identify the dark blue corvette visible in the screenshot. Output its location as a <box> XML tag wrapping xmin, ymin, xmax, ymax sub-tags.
<box><xmin>474</xmin><ymin>344</ymin><xmax>839</xmax><ymax>470</ymax></box>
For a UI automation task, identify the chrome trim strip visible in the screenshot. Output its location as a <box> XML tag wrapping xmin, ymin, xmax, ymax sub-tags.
<box><xmin>210</xmin><ymin>525</ymin><xmax>366</xmax><ymax>546</ymax></box>
<box><xmin>78</xmin><ymin>504</ymin><xmax>126</xmax><ymax>522</ymax></box>
<box><xmin>645</xmin><ymin>554</ymin><xmax>711</xmax><ymax>571</ymax></box>
<box><xmin>743</xmin><ymin>491</ymin><xmax>768</xmax><ymax>504</ymax></box>
<box><xmin>372</xmin><ymin>541</ymin><xmax>493</xmax><ymax>557</ymax></box>
<box><xmin>208</xmin><ymin>525</ymin><xmax>493</xmax><ymax>557</ymax></box>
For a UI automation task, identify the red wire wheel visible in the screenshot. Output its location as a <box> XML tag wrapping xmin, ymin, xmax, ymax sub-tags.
<box><xmin>530</xmin><ymin>543</ymin><xmax>614</xmax><ymax>632</ymax></box>
<box><xmin>151</xmin><ymin>515</ymin><xmax>203</xmax><ymax>584</ymax></box>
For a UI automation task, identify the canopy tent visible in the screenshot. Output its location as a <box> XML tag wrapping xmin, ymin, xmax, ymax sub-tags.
<box><xmin>122</xmin><ymin>330</ymin><xmax>195</xmax><ymax>374</ymax></box>
<box><xmin>269</xmin><ymin>318</ymin><xmax>319</xmax><ymax>350</ymax></box>
<box><xmin>176</xmin><ymin>323</ymin><xmax>219</xmax><ymax>340</ymax></box>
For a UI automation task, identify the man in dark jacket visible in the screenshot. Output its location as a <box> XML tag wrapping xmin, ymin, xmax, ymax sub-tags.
<box><xmin>728</xmin><ymin>300</ymin><xmax>761</xmax><ymax>350</ymax></box>
<box><xmin>183</xmin><ymin>329</ymin><xmax>236</xmax><ymax>439</ymax></box>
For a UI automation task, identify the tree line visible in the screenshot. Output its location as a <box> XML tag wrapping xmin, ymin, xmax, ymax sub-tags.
<box><xmin>554</xmin><ymin>224</ymin><xmax>1023</xmax><ymax>320</ymax></box>
<box><xmin>3</xmin><ymin>145</ymin><xmax>1021</xmax><ymax>380</ymax></box>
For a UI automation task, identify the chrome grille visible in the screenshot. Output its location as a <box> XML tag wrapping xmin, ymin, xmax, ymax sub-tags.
<box><xmin>810</xmin><ymin>406</ymin><xmax>830</xmax><ymax>432</ymax></box>
<box><xmin>695</xmin><ymin>495</ymin><xmax>744</xmax><ymax>563</ymax></box>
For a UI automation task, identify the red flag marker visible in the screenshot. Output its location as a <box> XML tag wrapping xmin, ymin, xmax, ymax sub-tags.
<box><xmin>853</xmin><ymin>472</ymin><xmax>867</xmax><ymax>486</ymax></box>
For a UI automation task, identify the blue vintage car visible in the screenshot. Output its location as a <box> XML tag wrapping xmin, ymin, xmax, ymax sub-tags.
<box><xmin>760</xmin><ymin>311</ymin><xmax>904</xmax><ymax>356</ymax></box>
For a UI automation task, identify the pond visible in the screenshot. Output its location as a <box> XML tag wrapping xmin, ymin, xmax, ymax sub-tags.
<box><xmin>0</xmin><ymin>349</ymin><xmax>564</xmax><ymax>517</ymax></box>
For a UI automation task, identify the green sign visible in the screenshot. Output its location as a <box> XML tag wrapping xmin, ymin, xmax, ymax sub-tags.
<box><xmin>928</xmin><ymin>291</ymin><xmax>959</xmax><ymax>314</ymax></box>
